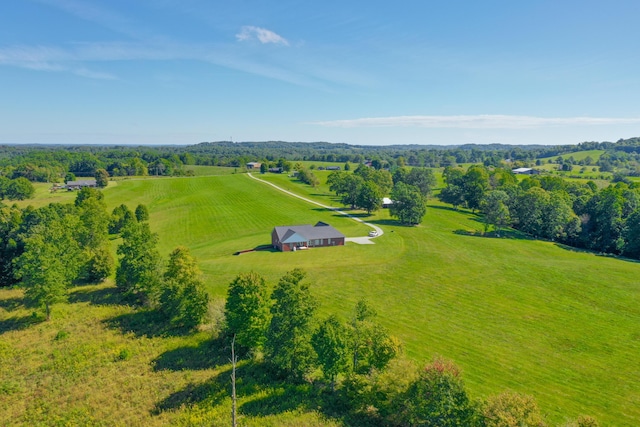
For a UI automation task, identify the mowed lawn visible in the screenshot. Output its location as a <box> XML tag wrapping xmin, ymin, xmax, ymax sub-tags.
<box><xmin>4</xmin><ymin>172</ymin><xmax>640</xmax><ymax>425</ymax></box>
<box><xmin>103</xmin><ymin>173</ymin><xmax>640</xmax><ymax>425</ymax></box>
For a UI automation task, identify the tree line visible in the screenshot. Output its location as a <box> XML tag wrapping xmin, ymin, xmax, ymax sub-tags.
<box><xmin>440</xmin><ymin>165</ymin><xmax>640</xmax><ymax>258</ymax></box>
<box><xmin>4</xmin><ymin>137</ymin><xmax>640</xmax><ymax>185</ymax></box>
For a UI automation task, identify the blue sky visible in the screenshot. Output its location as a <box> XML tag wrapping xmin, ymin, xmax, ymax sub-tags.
<box><xmin>2</xmin><ymin>0</ymin><xmax>640</xmax><ymax>146</ymax></box>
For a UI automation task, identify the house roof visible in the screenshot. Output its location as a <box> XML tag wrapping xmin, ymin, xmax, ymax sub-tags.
<box><xmin>512</xmin><ymin>167</ymin><xmax>533</xmax><ymax>173</ymax></box>
<box><xmin>273</xmin><ymin>223</ymin><xmax>345</xmax><ymax>243</ymax></box>
<box><xmin>66</xmin><ymin>179</ymin><xmax>96</xmax><ymax>186</ymax></box>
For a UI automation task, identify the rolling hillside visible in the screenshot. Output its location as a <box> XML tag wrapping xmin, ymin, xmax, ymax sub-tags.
<box><xmin>2</xmin><ymin>171</ymin><xmax>640</xmax><ymax>426</ymax></box>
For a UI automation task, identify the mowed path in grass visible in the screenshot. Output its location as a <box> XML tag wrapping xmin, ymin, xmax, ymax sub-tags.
<box><xmin>103</xmin><ymin>173</ymin><xmax>640</xmax><ymax>425</ymax></box>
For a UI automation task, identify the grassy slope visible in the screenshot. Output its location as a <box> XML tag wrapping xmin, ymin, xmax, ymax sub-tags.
<box><xmin>3</xmin><ymin>171</ymin><xmax>640</xmax><ymax>425</ymax></box>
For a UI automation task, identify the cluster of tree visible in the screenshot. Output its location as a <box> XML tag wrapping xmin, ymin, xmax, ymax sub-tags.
<box><xmin>1</xmin><ymin>188</ymin><xmax>115</xmax><ymax>318</ymax></box>
<box><xmin>327</xmin><ymin>165</ymin><xmax>433</xmax><ymax>224</ymax></box>
<box><xmin>1</xmin><ymin>189</ymin><xmax>209</xmax><ymax>328</ymax></box>
<box><xmin>440</xmin><ymin>165</ymin><xmax>640</xmax><ymax>258</ymax></box>
<box><xmin>0</xmin><ymin>176</ymin><xmax>35</xmax><ymax>200</ymax></box>
<box><xmin>222</xmin><ymin>269</ymin><xmax>599</xmax><ymax>427</ymax></box>
<box><xmin>327</xmin><ymin>164</ymin><xmax>393</xmax><ymax>213</ymax></box>
<box><xmin>296</xmin><ymin>167</ymin><xmax>320</xmax><ymax>188</ymax></box>
<box><xmin>224</xmin><ymin>269</ymin><xmax>400</xmax><ymax>383</ymax></box>
<box><xmin>113</xmin><ymin>217</ymin><xmax>209</xmax><ymax>329</ymax></box>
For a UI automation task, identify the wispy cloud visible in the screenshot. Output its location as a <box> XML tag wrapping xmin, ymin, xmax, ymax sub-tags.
<box><xmin>236</xmin><ymin>26</ymin><xmax>289</xmax><ymax>46</ymax></box>
<box><xmin>35</xmin><ymin>0</ymin><xmax>159</xmax><ymax>41</ymax></box>
<box><xmin>0</xmin><ymin>45</ymin><xmax>115</xmax><ymax>79</ymax></box>
<box><xmin>313</xmin><ymin>115</ymin><xmax>640</xmax><ymax>129</ymax></box>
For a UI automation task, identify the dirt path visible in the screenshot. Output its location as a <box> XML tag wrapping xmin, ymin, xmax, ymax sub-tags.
<box><xmin>247</xmin><ymin>173</ymin><xmax>383</xmax><ymax>243</ymax></box>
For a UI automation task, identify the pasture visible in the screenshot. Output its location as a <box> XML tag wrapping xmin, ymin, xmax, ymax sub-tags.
<box><xmin>2</xmin><ymin>171</ymin><xmax>640</xmax><ymax>426</ymax></box>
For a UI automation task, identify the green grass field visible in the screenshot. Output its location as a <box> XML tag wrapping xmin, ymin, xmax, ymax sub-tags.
<box><xmin>3</xmin><ymin>171</ymin><xmax>640</xmax><ymax>426</ymax></box>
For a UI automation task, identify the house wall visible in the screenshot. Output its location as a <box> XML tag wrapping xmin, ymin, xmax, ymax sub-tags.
<box><xmin>272</xmin><ymin>229</ymin><xmax>345</xmax><ymax>252</ymax></box>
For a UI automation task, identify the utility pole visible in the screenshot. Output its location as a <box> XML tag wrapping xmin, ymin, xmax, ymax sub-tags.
<box><xmin>230</xmin><ymin>335</ymin><xmax>237</xmax><ymax>427</ymax></box>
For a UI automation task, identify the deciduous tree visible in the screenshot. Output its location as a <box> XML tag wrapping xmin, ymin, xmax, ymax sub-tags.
<box><xmin>161</xmin><ymin>246</ymin><xmax>209</xmax><ymax>330</ymax></box>
<box><xmin>116</xmin><ymin>221</ymin><xmax>162</xmax><ymax>306</ymax></box>
<box><xmin>396</xmin><ymin>357</ymin><xmax>480</xmax><ymax>427</ymax></box>
<box><xmin>389</xmin><ymin>182</ymin><xmax>426</xmax><ymax>225</ymax></box>
<box><xmin>265</xmin><ymin>269</ymin><xmax>317</xmax><ymax>379</ymax></box>
<box><xmin>225</xmin><ymin>271</ymin><xmax>271</xmax><ymax>353</ymax></box>
<box><xmin>15</xmin><ymin>213</ymin><xmax>83</xmax><ymax>320</ymax></box>
<box><xmin>312</xmin><ymin>315</ymin><xmax>350</xmax><ymax>390</ymax></box>
<box><xmin>483</xmin><ymin>391</ymin><xmax>546</xmax><ymax>427</ymax></box>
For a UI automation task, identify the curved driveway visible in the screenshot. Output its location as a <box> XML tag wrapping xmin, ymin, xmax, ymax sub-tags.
<box><xmin>247</xmin><ymin>173</ymin><xmax>383</xmax><ymax>244</ymax></box>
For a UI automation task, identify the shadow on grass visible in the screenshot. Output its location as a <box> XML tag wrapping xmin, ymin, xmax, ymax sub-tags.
<box><xmin>234</xmin><ymin>244</ymin><xmax>279</xmax><ymax>255</ymax></box>
<box><xmin>453</xmin><ymin>228</ymin><xmax>534</xmax><ymax>240</ymax></box>
<box><xmin>104</xmin><ymin>309</ymin><xmax>190</xmax><ymax>338</ymax></box>
<box><xmin>0</xmin><ymin>314</ymin><xmax>40</xmax><ymax>335</ymax></box>
<box><xmin>153</xmin><ymin>357</ymin><xmax>358</xmax><ymax>424</ymax></box>
<box><xmin>153</xmin><ymin>337</ymin><xmax>231</xmax><ymax>371</ymax></box>
<box><xmin>69</xmin><ymin>285</ymin><xmax>124</xmax><ymax>306</ymax></box>
<box><xmin>553</xmin><ymin>242</ymin><xmax>640</xmax><ymax>264</ymax></box>
<box><xmin>0</xmin><ymin>295</ymin><xmax>24</xmax><ymax>312</ymax></box>
<box><xmin>153</xmin><ymin>367</ymin><xmax>231</xmax><ymax>414</ymax></box>
<box><xmin>428</xmin><ymin>204</ymin><xmax>473</xmax><ymax>214</ymax></box>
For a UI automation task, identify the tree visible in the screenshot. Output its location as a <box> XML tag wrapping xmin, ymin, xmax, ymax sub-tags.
<box><xmin>94</xmin><ymin>168</ymin><xmax>109</xmax><ymax>187</ymax></box>
<box><xmin>480</xmin><ymin>190</ymin><xmax>511</xmax><ymax>236</ymax></box>
<box><xmin>328</xmin><ymin>172</ymin><xmax>364</xmax><ymax>208</ymax></box>
<box><xmin>405</xmin><ymin>168</ymin><xmax>437</xmax><ymax>198</ymax></box>
<box><xmin>462</xmin><ymin>165</ymin><xmax>490</xmax><ymax>212</ymax></box>
<box><xmin>347</xmin><ymin>300</ymin><xmax>400</xmax><ymax>374</ymax></box>
<box><xmin>513</xmin><ymin>187</ymin><xmax>549</xmax><ymax>237</ymax></box>
<box><xmin>312</xmin><ymin>315</ymin><xmax>350</xmax><ymax>390</ymax></box>
<box><xmin>582</xmin><ymin>186</ymin><xmax>625</xmax><ymax>253</ymax></box>
<box><xmin>265</xmin><ymin>269</ymin><xmax>318</xmax><ymax>379</ymax></box>
<box><xmin>5</xmin><ymin>177</ymin><xmax>35</xmax><ymax>200</ymax></box>
<box><xmin>116</xmin><ymin>221</ymin><xmax>162</xmax><ymax>306</ymax></box>
<box><xmin>74</xmin><ymin>186</ymin><xmax>104</xmax><ymax>207</ymax></box>
<box><xmin>439</xmin><ymin>167</ymin><xmax>466</xmax><ymax>209</ymax></box>
<box><xmin>135</xmin><ymin>204</ymin><xmax>150</xmax><ymax>222</ymax></box>
<box><xmin>356</xmin><ymin>181</ymin><xmax>383</xmax><ymax>214</ymax></box>
<box><xmin>109</xmin><ymin>204</ymin><xmax>135</xmax><ymax>234</ymax></box>
<box><xmin>15</xmin><ymin>213</ymin><xmax>83</xmax><ymax>320</ymax></box>
<box><xmin>160</xmin><ymin>246</ymin><xmax>209</xmax><ymax>330</ymax></box>
<box><xmin>483</xmin><ymin>391</ymin><xmax>546</xmax><ymax>427</ymax></box>
<box><xmin>76</xmin><ymin>191</ymin><xmax>113</xmax><ymax>282</ymax></box>
<box><xmin>225</xmin><ymin>271</ymin><xmax>271</xmax><ymax>353</ymax></box>
<box><xmin>64</xmin><ymin>172</ymin><xmax>76</xmax><ymax>183</ymax></box>
<box><xmin>542</xmin><ymin>191</ymin><xmax>579</xmax><ymax>242</ymax></box>
<box><xmin>623</xmin><ymin>208</ymin><xmax>640</xmax><ymax>259</ymax></box>
<box><xmin>0</xmin><ymin>204</ymin><xmax>22</xmax><ymax>288</ymax></box>
<box><xmin>259</xmin><ymin>163</ymin><xmax>268</xmax><ymax>174</ymax></box>
<box><xmin>389</xmin><ymin>182</ymin><xmax>426</xmax><ymax>225</ymax></box>
<box><xmin>396</xmin><ymin>357</ymin><xmax>480</xmax><ymax>427</ymax></box>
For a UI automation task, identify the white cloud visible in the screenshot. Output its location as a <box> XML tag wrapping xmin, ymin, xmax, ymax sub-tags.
<box><xmin>313</xmin><ymin>115</ymin><xmax>640</xmax><ymax>129</ymax></box>
<box><xmin>236</xmin><ymin>26</ymin><xmax>289</xmax><ymax>46</ymax></box>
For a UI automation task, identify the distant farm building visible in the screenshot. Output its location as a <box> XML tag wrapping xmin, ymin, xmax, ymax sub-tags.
<box><xmin>326</xmin><ymin>166</ymin><xmax>341</xmax><ymax>171</ymax></box>
<box><xmin>66</xmin><ymin>179</ymin><xmax>97</xmax><ymax>190</ymax></box>
<box><xmin>272</xmin><ymin>222</ymin><xmax>345</xmax><ymax>252</ymax></box>
<box><xmin>268</xmin><ymin>167</ymin><xmax>283</xmax><ymax>173</ymax></box>
<box><xmin>512</xmin><ymin>167</ymin><xmax>539</xmax><ymax>175</ymax></box>
<box><xmin>382</xmin><ymin>197</ymin><xmax>394</xmax><ymax>208</ymax></box>
<box><xmin>246</xmin><ymin>162</ymin><xmax>262</xmax><ymax>169</ymax></box>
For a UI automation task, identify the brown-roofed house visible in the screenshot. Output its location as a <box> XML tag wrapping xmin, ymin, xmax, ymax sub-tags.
<box><xmin>271</xmin><ymin>222</ymin><xmax>345</xmax><ymax>252</ymax></box>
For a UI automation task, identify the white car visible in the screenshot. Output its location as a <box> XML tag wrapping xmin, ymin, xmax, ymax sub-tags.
<box><xmin>368</xmin><ymin>230</ymin><xmax>378</xmax><ymax>237</ymax></box>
